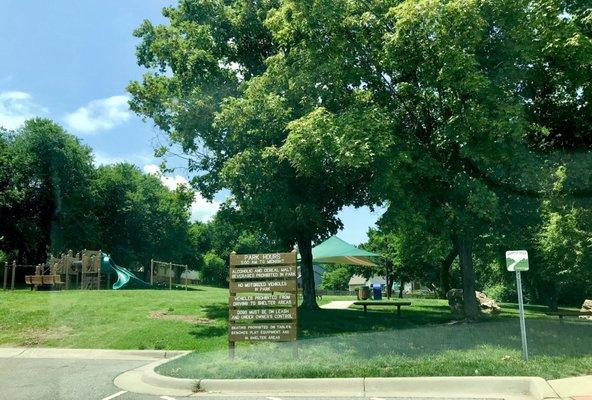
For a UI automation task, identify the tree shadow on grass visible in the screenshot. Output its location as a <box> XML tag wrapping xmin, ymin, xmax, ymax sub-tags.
<box><xmin>201</xmin><ymin>303</ymin><xmax>229</xmax><ymax>320</ymax></box>
<box><xmin>301</xmin><ymin>313</ymin><xmax>592</xmax><ymax>358</ymax></box>
<box><xmin>296</xmin><ymin>306</ymin><xmax>592</xmax><ymax>358</ymax></box>
<box><xmin>190</xmin><ymin>299</ymin><xmax>592</xmax><ymax>359</ymax></box>
<box><xmin>160</xmin><ymin>316</ymin><xmax>592</xmax><ymax>381</ymax></box>
<box><xmin>299</xmin><ymin>307</ymin><xmax>452</xmax><ymax>338</ymax></box>
<box><xmin>189</xmin><ymin>324</ymin><xmax>228</xmax><ymax>339</ymax></box>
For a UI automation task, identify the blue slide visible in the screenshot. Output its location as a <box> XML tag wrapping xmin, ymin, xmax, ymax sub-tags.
<box><xmin>100</xmin><ymin>253</ymin><xmax>153</xmax><ymax>289</ymax></box>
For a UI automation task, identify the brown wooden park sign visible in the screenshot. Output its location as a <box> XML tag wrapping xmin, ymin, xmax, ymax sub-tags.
<box><xmin>228</xmin><ymin>251</ymin><xmax>298</xmax><ymax>358</ymax></box>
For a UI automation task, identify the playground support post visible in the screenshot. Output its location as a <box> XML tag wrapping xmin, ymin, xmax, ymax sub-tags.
<box><xmin>169</xmin><ymin>261</ymin><xmax>172</xmax><ymax>290</ymax></box>
<box><xmin>3</xmin><ymin>262</ymin><xmax>7</xmax><ymax>290</ymax></box>
<box><xmin>11</xmin><ymin>261</ymin><xmax>16</xmax><ymax>290</ymax></box>
<box><xmin>97</xmin><ymin>250</ymin><xmax>101</xmax><ymax>290</ymax></box>
<box><xmin>150</xmin><ymin>259</ymin><xmax>154</xmax><ymax>285</ymax></box>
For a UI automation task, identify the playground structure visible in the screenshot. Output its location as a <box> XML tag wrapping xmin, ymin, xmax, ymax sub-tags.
<box><xmin>1</xmin><ymin>250</ymin><xmax>172</xmax><ymax>291</ymax></box>
<box><xmin>150</xmin><ymin>259</ymin><xmax>192</xmax><ymax>290</ymax></box>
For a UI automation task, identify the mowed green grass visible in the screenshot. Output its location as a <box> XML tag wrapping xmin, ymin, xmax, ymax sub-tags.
<box><xmin>0</xmin><ymin>286</ymin><xmax>228</xmax><ymax>350</ymax></box>
<box><xmin>2</xmin><ymin>289</ymin><xmax>592</xmax><ymax>379</ymax></box>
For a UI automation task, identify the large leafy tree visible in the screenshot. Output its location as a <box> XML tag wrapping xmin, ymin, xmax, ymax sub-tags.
<box><xmin>320</xmin><ymin>266</ymin><xmax>352</xmax><ymax>291</ymax></box>
<box><xmin>264</xmin><ymin>0</ymin><xmax>511</xmax><ymax>318</ymax></box>
<box><xmin>129</xmin><ymin>0</ymin><xmax>591</xmax><ymax>314</ymax></box>
<box><xmin>0</xmin><ymin>129</ymin><xmax>18</xmax><ymax>259</ymax></box>
<box><xmin>265</xmin><ymin>0</ymin><xmax>592</xmax><ymax>318</ymax></box>
<box><xmin>128</xmin><ymin>0</ymin><xmax>378</xmax><ymax>308</ymax></box>
<box><xmin>1</xmin><ymin>119</ymin><xmax>95</xmax><ymax>262</ymax></box>
<box><xmin>192</xmin><ymin>207</ymin><xmax>285</xmax><ymax>286</ymax></box>
<box><xmin>91</xmin><ymin>163</ymin><xmax>194</xmax><ymax>273</ymax></box>
<box><xmin>365</xmin><ymin>221</ymin><xmax>458</xmax><ymax>299</ymax></box>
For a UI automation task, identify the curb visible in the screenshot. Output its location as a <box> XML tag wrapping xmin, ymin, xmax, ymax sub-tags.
<box><xmin>142</xmin><ymin>355</ymin><xmax>196</xmax><ymax>391</ymax></box>
<box><xmin>364</xmin><ymin>377</ymin><xmax>558</xmax><ymax>399</ymax></box>
<box><xmin>119</xmin><ymin>353</ymin><xmax>563</xmax><ymax>399</ymax></box>
<box><xmin>196</xmin><ymin>376</ymin><xmax>556</xmax><ymax>399</ymax></box>
<box><xmin>0</xmin><ymin>347</ymin><xmax>187</xmax><ymax>361</ymax></box>
<box><xmin>198</xmin><ymin>377</ymin><xmax>365</xmax><ymax>396</ymax></box>
<box><xmin>114</xmin><ymin>351</ymin><xmax>196</xmax><ymax>397</ymax></box>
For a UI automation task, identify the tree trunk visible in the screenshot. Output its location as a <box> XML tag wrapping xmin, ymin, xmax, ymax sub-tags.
<box><xmin>297</xmin><ymin>238</ymin><xmax>319</xmax><ymax>309</ymax></box>
<box><xmin>385</xmin><ymin>262</ymin><xmax>392</xmax><ymax>299</ymax></box>
<box><xmin>457</xmin><ymin>233</ymin><xmax>480</xmax><ymax>320</ymax></box>
<box><xmin>439</xmin><ymin>244</ymin><xmax>459</xmax><ymax>299</ymax></box>
<box><xmin>398</xmin><ymin>279</ymin><xmax>404</xmax><ymax>298</ymax></box>
<box><xmin>548</xmin><ymin>280</ymin><xmax>559</xmax><ymax>311</ymax></box>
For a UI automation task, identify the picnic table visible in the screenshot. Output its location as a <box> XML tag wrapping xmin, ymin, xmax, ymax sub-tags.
<box><xmin>546</xmin><ymin>310</ymin><xmax>592</xmax><ymax>321</ymax></box>
<box><xmin>354</xmin><ymin>300</ymin><xmax>412</xmax><ymax>316</ymax></box>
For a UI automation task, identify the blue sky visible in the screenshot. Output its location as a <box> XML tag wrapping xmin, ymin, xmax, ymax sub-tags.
<box><xmin>0</xmin><ymin>0</ymin><xmax>383</xmax><ymax>244</ymax></box>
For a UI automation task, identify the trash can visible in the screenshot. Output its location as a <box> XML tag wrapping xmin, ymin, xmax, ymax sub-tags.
<box><xmin>359</xmin><ymin>286</ymin><xmax>370</xmax><ymax>300</ymax></box>
<box><xmin>372</xmin><ymin>285</ymin><xmax>382</xmax><ymax>300</ymax></box>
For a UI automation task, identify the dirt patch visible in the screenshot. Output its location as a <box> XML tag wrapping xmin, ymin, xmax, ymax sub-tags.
<box><xmin>22</xmin><ymin>325</ymin><xmax>73</xmax><ymax>346</ymax></box>
<box><xmin>149</xmin><ymin>310</ymin><xmax>214</xmax><ymax>324</ymax></box>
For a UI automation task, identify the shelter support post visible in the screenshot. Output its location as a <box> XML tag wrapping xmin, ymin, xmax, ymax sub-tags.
<box><xmin>97</xmin><ymin>250</ymin><xmax>101</xmax><ymax>290</ymax></box>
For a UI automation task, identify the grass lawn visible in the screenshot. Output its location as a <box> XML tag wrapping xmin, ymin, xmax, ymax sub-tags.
<box><xmin>1</xmin><ymin>288</ymin><xmax>591</xmax><ymax>379</ymax></box>
<box><xmin>0</xmin><ymin>287</ymin><xmax>229</xmax><ymax>350</ymax></box>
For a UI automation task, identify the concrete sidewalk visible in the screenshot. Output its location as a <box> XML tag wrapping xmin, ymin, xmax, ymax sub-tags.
<box><xmin>0</xmin><ymin>347</ymin><xmax>187</xmax><ymax>361</ymax></box>
<box><xmin>548</xmin><ymin>375</ymin><xmax>592</xmax><ymax>398</ymax></box>
<box><xmin>320</xmin><ymin>300</ymin><xmax>355</xmax><ymax>309</ymax></box>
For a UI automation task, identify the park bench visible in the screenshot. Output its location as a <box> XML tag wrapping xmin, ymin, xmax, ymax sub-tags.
<box><xmin>546</xmin><ymin>310</ymin><xmax>592</xmax><ymax>321</ymax></box>
<box><xmin>354</xmin><ymin>301</ymin><xmax>412</xmax><ymax>316</ymax></box>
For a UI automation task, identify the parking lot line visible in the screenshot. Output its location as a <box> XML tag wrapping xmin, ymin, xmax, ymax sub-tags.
<box><xmin>101</xmin><ymin>391</ymin><xmax>127</xmax><ymax>400</ymax></box>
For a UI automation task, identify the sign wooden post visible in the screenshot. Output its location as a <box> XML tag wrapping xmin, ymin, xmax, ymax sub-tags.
<box><xmin>228</xmin><ymin>251</ymin><xmax>298</xmax><ymax>359</ymax></box>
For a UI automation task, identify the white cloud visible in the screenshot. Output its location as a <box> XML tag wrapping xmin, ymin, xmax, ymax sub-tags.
<box><xmin>0</xmin><ymin>91</ymin><xmax>47</xmax><ymax>130</ymax></box>
<box><xmin>93</xmin><ymin>151</ymin><xmax>154</xmax><ymax>167</ymax></box>
<box><xmin>190</xmin><ymin>193</ymin><xmax>221</xmax><ymax>222</ymax></box>
<box><xmin>143</xmin><ymin>164</ymin><xmax>160</xmax><ymax>175</ymax></box>
<box><xmin>64</xmin><ymin>95</ymin><xmax>131</xmax><ymax>134</ymax></box>
<box><xmin>143</xmin><ymin>164</ymin><xmax>220</xmax><ymax>222</ymax></box>
<box><xmin>94</xmin><ymin>153</ymin><xmax>126</xmax><ymax>166</ymax></box>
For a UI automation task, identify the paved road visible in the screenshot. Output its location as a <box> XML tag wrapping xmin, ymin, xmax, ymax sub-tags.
<box><xmin>0</xmin><ymin>357</ymin><xmax>161</xmax><ymax>400</ymax></box>
<box><xmin>2</xmin><ymin>356</ymin><xmax>485</xmax><ymax>400</ymax></box>
<box><xmin>0</xmin><ymin>356</ymin><xmax>499</xmax><ymax>400</ymax></box>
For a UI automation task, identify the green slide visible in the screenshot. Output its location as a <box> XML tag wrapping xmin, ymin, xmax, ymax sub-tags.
<box><xmin>100</xmin><ymin>253</ymin><xmax>153</xmax><ymax>289</ymax></box>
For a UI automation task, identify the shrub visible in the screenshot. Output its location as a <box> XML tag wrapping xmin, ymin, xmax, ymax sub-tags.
<box><xmin>484</xmin><ymin>283</ymin><xmax>517</xmax><ymax>303</ymax></box>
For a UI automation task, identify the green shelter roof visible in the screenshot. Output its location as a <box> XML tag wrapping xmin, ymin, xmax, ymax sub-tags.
<box><xmin>309</xmin><ymin>235</ymin><xmax>380</xmax><ymax>266</ymax></box>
